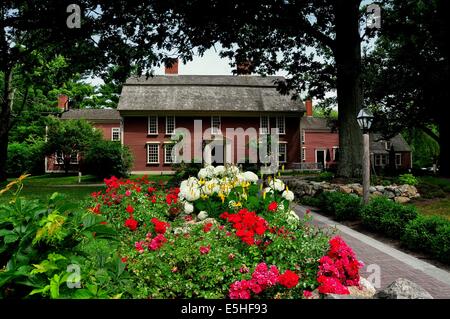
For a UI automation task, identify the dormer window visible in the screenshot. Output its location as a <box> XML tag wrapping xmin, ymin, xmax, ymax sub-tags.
<box><xmin>385</xmin><ymin>141</ymin><xmax>391</xmax><ymax>150</ymax></box>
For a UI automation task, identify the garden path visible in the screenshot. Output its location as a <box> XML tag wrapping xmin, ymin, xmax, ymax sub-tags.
<box><xmin>294</xmin><ymin>204</ymin><xmax>450</xmax><ymax>299</ymax></box>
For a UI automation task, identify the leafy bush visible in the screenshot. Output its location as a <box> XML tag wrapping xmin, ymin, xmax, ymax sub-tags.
<box><xmin>312</xmin><ymin>192</ymin><xmax>361</xmax><ymax>221</ymax></box>
<box><xmin>397</xmin><ymin>174</ymin><xmax>418</xmax><ymax>186</ymax></box>
<box><xmin>83</xmin><ymin>140</ymin><xmax>133</xmax><ymax>179</ymax></box>
<box><xmin>6</xmin><ymin>140</ymin><xmax>45</xmax><ymax>177</ymax></box>
<box><xmin>416</xmin><ymin>182</ymin><xmax>447</xmax><ymax>199</ymax></box>
<box><xmin>402</xmin><ymin>215</ymin><xmax>450</xmax><ymax>264</ymax></box>
<box><xmin>0</xmin><ymin>177</ymin><xmax>118</xmax><ymax>298</ymax></box>
<box><xmin>312</xmin><ymin>171</ymin><xmax>334</xmax><ymax>182</ymax></box>
<box><xmin>360</xmin><ymin>197</ymin><xmax>418</xmax><ymax>238</ymax></box>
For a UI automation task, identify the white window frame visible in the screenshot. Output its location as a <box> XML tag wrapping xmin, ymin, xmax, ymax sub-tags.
<box><xmin>55</xmin><ymin>151</ymin><xmax>64</xmax><ymax>165</ymax></box>
<box><xmin>332</xmin><ymin>146</ymin><xmax>339</xmax><ymax>161</ymax></box>
<box><xmin>278</xmin><ymin>142</ymin><xmax>287</xmax><ymax>163</ymax></box>
<box><xmin>164</xmin><ymin>143</ymin><xmax>176</xmax><ymax>164</ymax></box>
<box><xmin>55</xmin><ymin>151</ymin><xmax>78</xmax><ymax>165</ymax></box>
<box><xmin>148</xmin><ymin>116</ymin><xmax>158</xmax><ymax>135</ymax></box>
<box><xmin>112</xmin><ymin>127</ymin><xmax>121</xmax><ymax>141</ymax></box>
<box><xmin>211</xmin><ymin>116</ymin><xmax>221</xmax><ymax>135</ymax></box>
<box><xmin>385</xmin><ymin>141</ymin><xmax>391</xmax><ymax>150</ymax></box>
<box><xmin>275</xmin><ymin>116</ymin><xmax>286</xmax><ymax>135</ymax></box>
<box><xmin>146</xmin><ymin>142</ymin><xmax>160</xmax><ymax>164</ymax></box>
<box><xmin>301</xmin><ymin>129</ymin><xmax>305</xmax><ymax>144</ymax></box>
<box><xmin>302</xmin><ymin>147</ymin><xmax>306</xmax><ymax>162</ymax></box>
<box><xmin>260</xmin><ymin>116</ymin><xmax>269</xmax><ymax>135</ymax></box>
<box><xmin>165</xmin><ymin>116</ymin><xmax>176</xmax><ymax>135</ymax></box>
<box><xmin>375</xmin><ymin>154</ymin><xmax>388</xmax><ymax>166</ymax></box>
<box><xmin>395</xmin><ymin>153</ymin><xmax>402</xmax><ymax>166</ymax></box>
<box><xmin>70</xmin><ymin>152</ymin><xmax>78</xmax><ymax>164</ymax></box>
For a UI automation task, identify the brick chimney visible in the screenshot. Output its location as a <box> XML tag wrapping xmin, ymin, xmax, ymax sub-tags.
<box><xmin>305</xmin><ymin>99</ymin><xmax>313</xmax><ymax>117</ymax></box>
<box><xmin>236</xmin><ymin>61</ymin><xmax>252</xmax><ymax>75</ymax></box>
<box><xmin>165</xmin><ymin>58</ymin><xmax>179</xmax><ymax>75</ymax></box>
<box><xmin>57</xmin><ymin>94</ymin><xmax>68</xmax><ymax>111</ymax></box>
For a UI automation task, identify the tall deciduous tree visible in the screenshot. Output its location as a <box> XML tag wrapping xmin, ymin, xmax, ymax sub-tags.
<box><xmin>364</xmin><ymin>0</ymin><xmax>449</xmax><ymax>176</ymax></box>
<box><xmin>0</xmin><ymin>1</ymin><xmax>181</xmax><ymax>181</ymax></box>
<box><xmin>155</xmin><ymin>0</ymin><xmax>379</xmax><ymax>177</ymax></box>
<box><xmin>44</xmin><ymin>117</ymin><xmax>102</xmax><ymax>174</ymax></box>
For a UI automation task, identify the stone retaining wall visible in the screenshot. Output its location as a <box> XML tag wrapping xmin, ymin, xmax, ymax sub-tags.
<box><xmin>284</xmin><ymin>179</ymin><xmax>420</xmax><ymax>203</ymax></box>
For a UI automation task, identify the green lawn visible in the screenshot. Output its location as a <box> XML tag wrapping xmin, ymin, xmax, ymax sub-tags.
<box><xmin>411</xmin><ymin>176</ymin><xmax>450</xmax><ymax>220</ymax></box>
<box><xmin>0</xmin><ymin>173</ymin><xmax>174</xmax><ymax>205</ymax></box>
<box><xmin>412</xmin><ymin>195</ymin><xmax>450</xmax><ymax>221</ymax></box>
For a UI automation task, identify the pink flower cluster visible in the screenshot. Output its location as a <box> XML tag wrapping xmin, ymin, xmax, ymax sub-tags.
<box><xmin>135</xmin><ymin>233</ymin><xmax>168</xmax><ymax>253</ymax></box>
<box><xmin>229</xmin><ymin>263</ymin><xmax>299</xmax><ymax>299</ymax></box>
<box><xmin>317</xmin><ymin>236</ymin><xmax>363</xmax><ymax>295</ymax></box>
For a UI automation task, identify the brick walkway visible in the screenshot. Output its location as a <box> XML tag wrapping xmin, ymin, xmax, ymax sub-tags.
<box><xmin>294</xmin><ymin>204</ymin><xmax>450</xmax><ymax>299</ymax></box>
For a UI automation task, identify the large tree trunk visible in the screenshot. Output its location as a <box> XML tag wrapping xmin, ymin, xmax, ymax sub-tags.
<box><xmin>334</xmin><ymin>0</ymin><xmax>363</xmax><ymax>178</ymax></box>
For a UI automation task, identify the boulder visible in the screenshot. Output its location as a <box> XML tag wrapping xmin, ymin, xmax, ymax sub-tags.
<box><xmin>374</xmin><ymin>278</ymin><xmax>433</xmax><ymax>299</ymax></box>
<box><xmin>369</xmin><ymin>186</ymin><xmax>377</xmax><ymax>193</ymax></box>
<box><xmin>394</xmin><ymin>196</ymin><xmax>410</xmax><ymax>204</ymax></box>
<box><xmin>375</xmin><ymin>185</ymin><xmax>385</xmax><ymax>192</ymax></box>
<box><xmin>384</xmin><ymin>190</ymin><xmax>395</xmax><ymax>199</ymax></box>
<box><xmin>339</xmin><ymin>185</ymin><xmax>353</xmax><ymax>194</ymax></box>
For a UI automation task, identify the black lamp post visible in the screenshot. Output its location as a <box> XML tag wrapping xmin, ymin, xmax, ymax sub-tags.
<box><xmin>357</xmin><ymin>108</ymin><xmax>374</xmax><ymax>204</ymax></box>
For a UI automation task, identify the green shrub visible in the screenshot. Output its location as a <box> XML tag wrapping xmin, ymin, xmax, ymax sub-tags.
<box><xmin>360</xmin><ymin>197</ymin><xmax>418</xmax><ymax>238</ymax></box>
<box><xmin>6</xmin><ymin>140</ymin><xmax>45</xmax><ymax>177</ymax></box>
<box><xmin>402</xmin><ymin>215</ymin><xmax>450</xmax><ymax>264</ymax></box>
<box><xmin>417</xmin><ymin>182</ymin><xmax>447</xmax><ymax>199</ymax></box>
<box><xmin>397</xmin><ymin>174</ymin><xmax>418</xmax><ymax>186</ymax></box>
<box><xmin>83</xmin><ymin>140</ymin><xmax>133</xmax><ymax>179</ymax></box>
<box><xmin>319</xmin><ymin>192</ymin><xmax>361</xmax><ymax>221</ymax></box>
<box><xmin>314</xmin><ymin>171</ymin><xmax>334</xmax><ymax>182</ymax></box>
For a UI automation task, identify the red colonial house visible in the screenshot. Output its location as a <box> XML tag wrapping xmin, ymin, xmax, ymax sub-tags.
<box><xmin>300</xmin><ymin>100</ymin><xmax>412</xmax><ymax>171</ymax></box>
<box><xmin>45</xmin><ymin>97</ymin><xmax>121</xmax><ymax>172</ymax></box>
<box><xmin>47</xmin><ymin>64</ymin><xmax>306</xmax><ymax>174</ymax></box>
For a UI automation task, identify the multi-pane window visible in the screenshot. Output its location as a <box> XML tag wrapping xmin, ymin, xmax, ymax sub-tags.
<box><xmin>302</xmin><ymin>147</ymin><xmax>306</xmax><ymax>162</ymax></box>
<box><xmin>166</xmin><ymin>116</ymin><xmax>175</xmax><ymax>135</ymax></box>
<box><xmin>333</xmin><ymin>146</ymin><xmax>339</xmax><ymax>161</ymax></box>
<box><xmin>211</xmin><ymin>116</ymin><xmax>221</xmax><ymax>134</ymax></box>
<box><xmin>375</xmin><ymin>154</ymin><xmax>388</xmax><ymax>166</ymax></box>
<box><xmin>260</xmin><ymin>116</ymin><xmax>269</xmax><ymax>134</ymax></box>
<box><xmin>55</xmin><ymin>151</ymin><xmax>64</xmax><ymax>165</ymax></box>
<box><xmin>278</xmin><ymin>143</ymin><xmax>287</xmax><ymax>163</ymax></box>
<box><xmin>112</xmin><ymin>128</ymin><xmax>121</xmax><ymax>141</ymax></box>
<box><xmin>70</xmin><ymin>152</ymin><xmax>78</xmax><ymax>164</ymax></box>
<box><xmin>55</xmin><ymin>151</ymin><xmax>78</xmax><ymax>164</ymax></box>
<box><xmin>395</xmin><ymin>153</ymin><xmax>402</xmax><ymax>166</ymax></box>
<box><xmin>276</xmin><ymin>116</ymin><xmax>286</xmax><ymax>134</ymax></box>
<box><xmin>301</xmin><ymin>130</ymin><xmax>305</xmax><ymax>144</ymax></box>
<box><xmin>148</xmin><ymin>116</ymin><xmax>158</xmax><ymax>134</ymax></box>
<box><xmin>147</xmin><ymin>143</ymin><xmax>160</xmax><ymax>164</ymax></box>
<box><xmin>164</xmin><ymin>144</ymin><xmax>175</xmax><ymax>164</ymax></box>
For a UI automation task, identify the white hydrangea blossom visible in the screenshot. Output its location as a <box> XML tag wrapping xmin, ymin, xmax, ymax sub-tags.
<box><xmin>184</xmin><ymin>201</ymin><xmax>194</xmax><ymax>214</ymax></box>
<box><xmin>197</xmin><ymin>211</ymin><xmax>208</xmax><ymax>221</ymax></box>
<box><xmin>243</xmin><ymin>171</ymin><xmax>259</xmax><ymax>183</ymax></box>
<box><xmin>269</xmin><ymin>178</ymin><xmax>285</xmax><ymax>192</ymax></box>
<box><xmin>214</xmin><ymin>165</ymin><xmax>225</xmax><ymax>177</ymax></box>
<box><xmin>282</xmin><ymin>190</ymin><xmax>295</xmax><ymax>201</ymax></box>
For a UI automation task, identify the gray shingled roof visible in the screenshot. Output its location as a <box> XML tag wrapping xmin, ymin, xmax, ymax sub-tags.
<box><xmin>60</xmin><ymin>109</ymin><xmax>120</xmax><ymax>121</ymax></box>
<box><xmin>301</xmin><ymin>117</ymin><xmax>336</xmax><ymax>131</ymax></box>
<box><xmin>370</xmin><ymin>133</ymin><xmax>411</xmax><ymax>153</ymax></box>
<box><xmin>117</xmin><ymin>75</ymin><xmax>305</xmax><ymax>113</ymax></box>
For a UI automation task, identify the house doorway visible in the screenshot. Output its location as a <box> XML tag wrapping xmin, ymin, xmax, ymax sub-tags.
<box><xmin>203</xmin><ymin>137</ymin><xmax>231</xmax><ymax>165</ymax></box>
<box><xmin>315</xmin><ymin>149</ymin><xmax>326</xmax><ymax>170</ymax></box>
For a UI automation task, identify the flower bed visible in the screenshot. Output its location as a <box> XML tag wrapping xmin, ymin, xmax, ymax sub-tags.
<box><xmin>0</xmin><ymin>166</ymin><xmax>364</xmax><ymax>299</ymax></box>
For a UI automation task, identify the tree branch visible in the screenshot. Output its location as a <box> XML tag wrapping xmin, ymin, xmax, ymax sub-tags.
<box><xmin>420</xmin><ymin>125</ymin><xmax>440</xmax><ymax>143</ymax></box>
<box><xmin>299</xmin><ymin>19</ymin><xmax>336</xmax><ymax>52</ymax></box>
